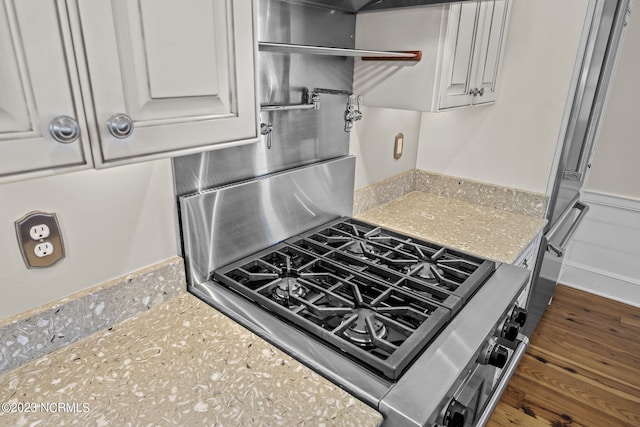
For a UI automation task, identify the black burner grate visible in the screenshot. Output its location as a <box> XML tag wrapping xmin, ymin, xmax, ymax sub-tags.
<box><xmin>212</xmin><ymin>218</ymin><xmax>496</xmax><ymax>380</ymax></box>
<box><xmin>214</xmin><ymin>243</ymin><xmax>450</xmax><ymax>379</ymax></box>
<box><xmin>293</xmin><ymin>218</ymin><xmax>496</xmax><ymax>303</ymax></box>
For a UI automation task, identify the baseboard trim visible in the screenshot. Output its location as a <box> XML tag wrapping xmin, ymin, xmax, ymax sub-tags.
<box><xmin>583</xmin><ymin>190</ymin><xmax>640</xmax><ymax>212</ymax></box>
<box><xmin>561</xmin><ymin>261</ymin><xmax>640</xmax><ymax>308</ymax></box>
<box><xmin>562</xmin><ymin>191</ymin><xmax>640</xmax><ymax>307</ymax></box>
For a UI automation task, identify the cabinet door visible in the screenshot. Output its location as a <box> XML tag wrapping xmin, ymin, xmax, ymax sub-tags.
<box><xmin>0</xmin><ymin>0</ymin><xmax>90</xmax><ymax>183</ymax></box>
<box><xmin>76</xmin><ymin>0</ymin><xmax>258</xmax><ymax>166</ymax></box>
<box><xmin>438</xmin><ymin>2</ymin><xmax>480</xmax><ymax>110</ymax></box>
<box><xmin>471</xmin><ymin>0</ymin><xmax>511</xmax><ymax>106</ymax></box>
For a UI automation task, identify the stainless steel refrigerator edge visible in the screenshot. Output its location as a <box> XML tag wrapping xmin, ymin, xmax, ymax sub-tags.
<box><xmin>525</xmin><ymin>0</ymin><xmax>633</xmax><ymax>337</ymax></box>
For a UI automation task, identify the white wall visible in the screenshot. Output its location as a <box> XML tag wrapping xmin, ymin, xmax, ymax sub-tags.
<box><xmin>0</xmin><ymin>160</ymin><xmax>178</xmax><ymax>320</ymax></box>
<box><xmin>349</xmin><ymin>106</ymin><xmax>421</xmax><ymax>189</ymax></box>
<box><xmin>415</xmin><ymin>0</ymin><xmax>590</xmax><ymax>194</ymax></box>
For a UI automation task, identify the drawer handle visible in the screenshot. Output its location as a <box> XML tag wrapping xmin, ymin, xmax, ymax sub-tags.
<box><xmin>547</xmin><ymin>201</ymin><xmax>590</xmax><ymax>257</ymax></box>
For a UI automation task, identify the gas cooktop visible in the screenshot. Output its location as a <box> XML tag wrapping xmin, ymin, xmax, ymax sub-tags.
<box><xmin>212</xmin><ymin>217</ymin><xmax>496</xmax><ymax>380</ymax></box>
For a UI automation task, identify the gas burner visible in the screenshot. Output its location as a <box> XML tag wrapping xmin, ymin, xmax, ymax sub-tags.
<box><xmin>273</xmin><ymin>277</ymin><xmax>308</xmax><ymax>302</ymax></box>
<box><xmin>213</xmin><ymin>239</ymin><xmax>470</xmax><ymax>379</ymax></box>
<box><xmin>409</xmin><ymin>262</ymin><xmax>444</xmax><ymax>284</ymax></box>
<box><xmin>343</xmin><ymin>308</ymin><xmax>388</xmax><ymax>346</ymax></box>
<box><xmin>345</xmin><ymin>241</ymin><xmax>374</xmax><ymax>257</ymax></box>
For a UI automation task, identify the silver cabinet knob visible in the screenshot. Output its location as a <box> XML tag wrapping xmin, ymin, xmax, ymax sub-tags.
<box><xmin>471</xmin><ymin>87</ymin><xmax>485</xmax><ymax>97</ymax></box>
<box><xmin>49</xmin><ymin>116</ymin><xmax>80</xmax><ymax>143</ymax></box>
<box><xmin>107</xmin><ymin>114</ymin><xmax>134</xmax><ymax>139</ymax></box>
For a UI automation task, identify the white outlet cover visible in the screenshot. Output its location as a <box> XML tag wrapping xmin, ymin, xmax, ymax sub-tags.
<box><xmin>29</xmin><ymin>224</ymin><xmax>51</xmax><ymax>240</ymax></box>
<box><xmin>34</xmin><ymin>242</ymin><xmax>54</xmax><ymax>258</ymax></box>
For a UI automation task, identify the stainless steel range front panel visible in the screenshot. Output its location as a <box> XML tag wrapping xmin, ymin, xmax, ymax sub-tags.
<box><xmin>179</xmin><ymin>156</ymin><xmax>355</xmax><ymax>286</ymax></box>
<box><xmin>380</xmin><ymin>264</ymin><xmax>528</xmax><ymax>426</ymax></box>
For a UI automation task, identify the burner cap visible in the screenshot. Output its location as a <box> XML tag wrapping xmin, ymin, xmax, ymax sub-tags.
<box><xmin>273</xmin><ymin>277</ymin><xmax>308</xmax><ymax>302</ymax></box>
<box><xmin>343</xmin><ymin>308</ymin><xmax>387</xmax><ymax>346</ymax></box>
<box><xmin>411</xmin><ymin>262</ymin><xmax>444</xmax><ymax>283</ymax></box>
<box><xmin>345</xmin><ymin>241</ymin><xmax>374</xmax><ymax>256</ymax></box>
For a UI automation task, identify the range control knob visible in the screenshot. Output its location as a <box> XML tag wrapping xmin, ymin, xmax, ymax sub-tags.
<box><xmin>478</xmin><ymin>341</ymin><xmax>510</xmax><ymax>368</ymax></box>
<box><xmin>501</xmin><ymin>321</ymin><xmax>520</xmax><ymax>341</ymax></box>
<box><xmin>443</xmin><ymin>399</ymin><xmax>467</xmax><ymax>427</ymax></box>
<box><xmin>511</xmin><ymin>306</ymin><xmax>528</xmax><ymax>327</ymax></box>
<box><xmin>488</xmin><ymin>344</ymin><xmax>509</xmax><ymax>369</ymax></box>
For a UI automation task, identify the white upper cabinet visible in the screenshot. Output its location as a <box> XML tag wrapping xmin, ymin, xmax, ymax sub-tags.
<box><xmin>354</xmin><ymin>0</ymin><xmax>512</xmax><ymax>112</ymax></box>
<box><xmin>0</xmin><ymin>0</ymin><xmax>91</xmax><ymax>183</ymax></box>
<box><xmin>438</xmin><ymin>2</ymin><xmax>482</xmax><ymax>109</ymax></box>
<box><xmin>442</xmin><ymin>0</ymin><xmax>510</xmax><ymax>108</ymax></box>
<box><xmin>1</xmin><ymin>0</ymin><xmax>258</xmax><ymax>181</ymax></box>
<box><xmin>75</xmin><ymin>0</ymin><xmax>259</xmax><ymax>166</ymax></box>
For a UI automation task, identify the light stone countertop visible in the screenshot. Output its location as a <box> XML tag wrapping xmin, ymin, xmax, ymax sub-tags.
<box><xmin>0</xmin><ymin>293</ymin><xmax>383</xmax><ymax>426</ymax></box>
<box><xmin>356</xmin><ymin>191</ymin><xmax>546</xmax><ymax>264</ymax></box>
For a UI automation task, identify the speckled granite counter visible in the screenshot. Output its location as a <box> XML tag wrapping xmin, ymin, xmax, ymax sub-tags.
<box><xmin>0</xmin><ymin>293</ymin><xmax>383</xmax><ymax>426</ymax></box>
<box><xmin>356</xmin><ymin>191</ymin><xmax>546</xmax><ymax>264</ymax></box>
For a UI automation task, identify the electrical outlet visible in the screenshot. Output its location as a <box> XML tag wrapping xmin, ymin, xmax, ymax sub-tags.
<box><xmin>34</xmin><ymin>242</ymin><xmax>54</xmax><ymax>257</ymax></box>
<box><xmin>30</xmin><ymin>224</ymin><xmax>51</xmax><ymax>240</ymax></box>
<box><xmin>15</xmin><ymin>211</ymin><xmax>65</xmax><ymax>268</ymax></box>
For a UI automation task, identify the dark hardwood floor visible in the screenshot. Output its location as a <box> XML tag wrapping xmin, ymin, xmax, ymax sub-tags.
<box><xmin>488</xmin><ymin>285</ymin><xmax>640</xmax><ymax>427</ymax></box>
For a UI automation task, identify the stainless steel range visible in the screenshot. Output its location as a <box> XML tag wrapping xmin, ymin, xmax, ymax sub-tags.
<box><xmin>213</xmin><ymin>216</ymin><xmax>506</xmax><ymax>382</ymax></box>
<box><xmin>176</xmin><ymin>157</ymin><xmax>530</xmax><ymax>427</ymax></box>
<box><xmin>173</xmin><ymin>2</ymin><xmax>530</xmax><ymax>425</ymax></box>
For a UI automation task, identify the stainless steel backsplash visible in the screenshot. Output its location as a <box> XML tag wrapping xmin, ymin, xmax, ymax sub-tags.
<box><xmin>173</xmin><ymin>0</ymin><xmax>355</xmax><ymax>196</ymax></box>
<box><xmin>180</xmin><ymin>156</ymin><xmax>355</xmax><ymax>285</ymax></box>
